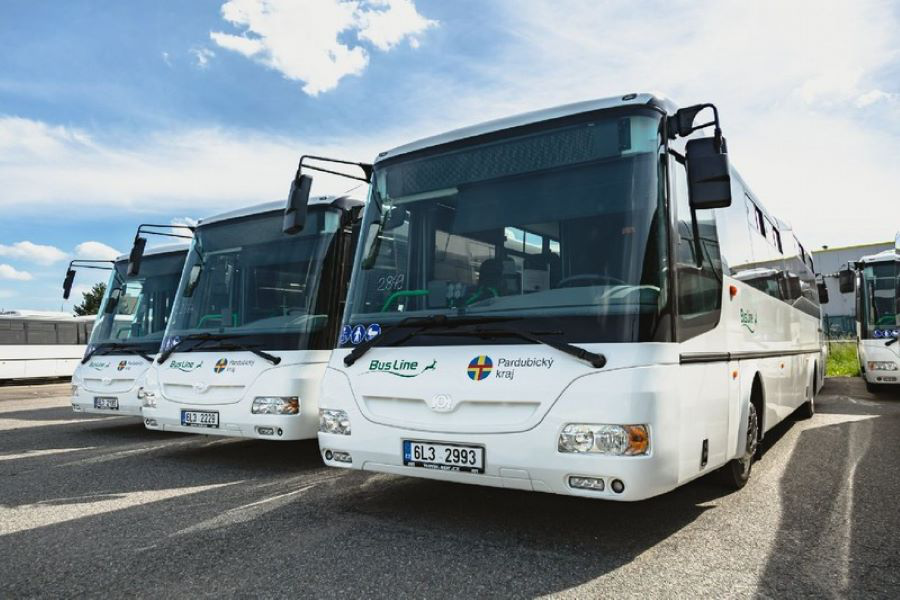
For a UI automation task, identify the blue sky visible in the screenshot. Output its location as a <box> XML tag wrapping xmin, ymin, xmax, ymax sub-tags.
<box><xmin>2</xmin><ymin>0</ymin><xmax>899</xmax><ymax>311</ymax></box>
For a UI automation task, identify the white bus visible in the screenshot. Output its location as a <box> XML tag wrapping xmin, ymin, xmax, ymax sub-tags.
<box><xmin>839</xmin><ymin>235</ymin><xmax>899</xmax><ymax>393</ymax></box>
<box><xmin>0</xmin><ymin>311</ymin><xmax>94</xmax><ymax>381</ymax></box>
<box><xmin>315</xmin><ymin>93</ymin><xmax>825</xmax><ymax>501</ymax></box>
<box><xmin>69</xmin><ymin>243</ymin><xmax>189</xmax><ymax>415</ymax></box>
<box><xmin>140</xmin><ymin>195</ymin><xmax>363</xmax><ymax>440</ymax></box>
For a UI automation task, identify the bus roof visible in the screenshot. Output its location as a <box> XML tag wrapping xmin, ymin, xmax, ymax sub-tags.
<box><xmin>198</xmin><ymin>196</ymin><xmax>364</xmax><ymax>228</ymax></box>
<box><xmin>859</xmin><ymin>248</ymin><xmax>900</xmax><ymax>265</ymax></box>
<box><xmin>114</xmin><ymin>241</ymin><xmax>189</xmax><ymax>263</ymax></box>
<box><xmin>375</xmin><ymin>93</ymin><xmax>678</xmax><ymax>164</ymax></box>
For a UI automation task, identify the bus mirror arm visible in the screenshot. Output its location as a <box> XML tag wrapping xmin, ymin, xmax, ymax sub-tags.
<box><xmin>285</xmin><ymin>155</ymin><xmax>373</xmax><ymax>235</ymax></box>
<box><xmin>62</xmin><ymin>259</ymin><xmax>114</xmax><ymax>300</ymax></box>
<box><xmin>129</xmin><ymin>224</ymin><xmax>196</xmax><ymax>276</ymax></box>
<box><xmin>669</xmin><ymin>103</ymin><xmax>732</xmax><ymax>210</ymax></box>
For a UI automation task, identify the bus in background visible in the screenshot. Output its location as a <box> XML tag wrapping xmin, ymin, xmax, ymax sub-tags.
<box><xmin>314</xmin><ymin>93</ymin><xmax>825</xmax><ymax>501</ymax></box>
<box><xmin>69</xmin><ymin>243</ymin><xmax>189</xmax><ymax>415</ymax></box>
<box><xmin>139</xmin><ymin>194</ymin><xmax>363</xmax><ymax>440</ymax></box>
<box><xmin>839</xmin><ymin>233</ymin><xmax>900</xmax><ymax>393</ymax></box>
<box><xmin>0</xmin><ymin>311</ymin><xmax>94</xmax><ymax>381</ymax></box>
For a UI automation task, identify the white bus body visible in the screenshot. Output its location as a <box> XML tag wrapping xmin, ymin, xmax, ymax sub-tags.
<box><xmin>141</xmin><ymin>196</ymin><xmax>362</xmax><ymax>440</ymax></box>
<box><xmin>317</xmin><ymin>94</ymin><xmax>825</xmax><ymax>501</ymax></box>
<box><xmin>0</xmin><ymin>312</ymin><xmax>94</xmax><ymax>381</ymax></box>
<box><xmin>847</xmin><ymin>238</ymin><xmax>900</xmax><ymax>392</ymax></box>
<box><xmin>70</xmin><ymin>244</ymin><xmax>189</xmax><ymax>415</ymax></box>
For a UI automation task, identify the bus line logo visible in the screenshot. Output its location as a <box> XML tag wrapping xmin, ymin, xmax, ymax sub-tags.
<box><xmin>214</xmin><ymin>358</ymin><xmax>228</xmax><ymax>374</ymax></box>
<box><xmin>365</xmin><ymin>359</ymin><xmax>437</xmax><ymax>378</ymax></box>
<box><xmin>169</xmin><ymin>360</ymin><xmax>203</xmax><ymax>372</ymax></box>
<box><xmin>88</xmin><ymin>361</ymin><xmax>110</xmax><ymax>371</ymax></box>
<box><xmin>467</xmin><ymin>355</ymin><xmax>493</xmax><ymax>381</ymax></box>
<box><xmin>740</xmin><ymin>308</ymin><xmax>758</xmax><ymax>334</ymax></box>
<box><xmin>117</xmin><ymin>360</ymin><xmax>127</xmax><ymax>371</ymax></box>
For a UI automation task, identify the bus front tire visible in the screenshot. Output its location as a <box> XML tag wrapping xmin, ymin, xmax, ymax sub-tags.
<box><xmin>865</xmin><ymin>380</ymin><xmax>884</xmax><ymax>394</ymax></box>
<box><xmin>718</xmin><ymin>402</ymin><xmax>759</xmax><ymax>490</ymax></box>
<box><xmin>796</xmin><ymin>368</ymin><xmax>816</xmax><ymax>420</ymax></box>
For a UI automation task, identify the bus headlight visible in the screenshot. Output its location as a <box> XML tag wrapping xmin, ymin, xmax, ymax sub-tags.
<box><xmin>251</xmin><ymin>397</ymin><xmax>300</xmax><ymax>415</ymax></box>
<box><xmin>558</xmin><ymin>424</ymin><xmax>650</xmax><ymax>456</ymax></box>
<box><xmin>868</xmin><ymin>361</ymin><xmax>897</xmax><ymax>371</ymax></box>
<box><xmin>319</xmin><ymin>409</ymin><xmax>351</xmax><ymax>435</ymax></box>
<box><xmin>138</xmin><ymin>388</ymin><xmax>157</xmax><ymax>408</ymax></box>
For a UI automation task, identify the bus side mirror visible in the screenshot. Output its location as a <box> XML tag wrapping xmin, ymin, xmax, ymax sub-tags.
<box><xmin>128</xmin><ymin>237</ymin><xmax>147</xmax><ymax>276</ymax></box>
<box><xmin>360</xmin><ymin>221</ymin><xmax>383</xmax><ymax>270</ymax></box>
<box><xmin>63</xmin><ymin>269</ymin><xmax>76</xmax><ymax>300</ymax></box>
<box><xmin>184</xmin><ymin>264</ymin><xmax>203</xmax><ymax>297</ymax></box>
<box><xmin>105</xmin><ymin>287</ymin><xmax>122</xmax><ymax>313</ymax></box>
<box><xmin>685</xmin><ymin>137</ymin><xmax>732</xmax><ymax>210</ymax></box>
<box><xmin>817</xmin><ymin>281</ymin><xmax>829</xmax><ymax>304</ymax></box>
<box><xmin>284</xmin><ymin>174</ymin><xmax>312</xmax><ymax>234</ymax></box>
<box><xmin>785</xmin><ymin>273</ymin><xmax>802</xmax><ymax>301</ymax></box>
<box><xmin>838</xmin><ymin>268</ymin><xmax>855</xmax><ymax>293</ymax></box>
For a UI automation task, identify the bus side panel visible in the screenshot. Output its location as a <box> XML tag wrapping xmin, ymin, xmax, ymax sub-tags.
<box><xmin>675</xmin><ymin>362</ymin><xmax>730</xmax><ymax>482</ymax></box>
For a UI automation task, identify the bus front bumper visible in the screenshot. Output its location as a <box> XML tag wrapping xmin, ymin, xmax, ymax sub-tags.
<box><xmin>71</xmin><ymin>389</ymin><xmax>143</xmax><ymax>417</ymax></box>
<box><xmin>142</xmin><ymin>398</ymin><xmax>318</xmax><ymax>441</ymax></box>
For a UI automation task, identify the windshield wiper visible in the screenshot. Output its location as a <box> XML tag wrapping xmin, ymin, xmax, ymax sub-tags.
<box><xmin>440</xmin><ymin>325</ymin><xmax>607</xmax><ymax>369</ymax></box>
<box><xmin>343</xmin><ymin>315</ymin><xmax>521</xmax><ymax>367</ymax></box>
<box><xmin>82</xmin><ymin>343</ymin><xmax>154</xmax><ymax>364</ymax></box>
<box><xmin>200</xmin><ymin>342</ymin><xmax>281</xmax><ymax>365</ymax></box>
<box><xmin>156</xmin><ymin>332</ymin><xmax>244</xmax><ymax>364</ymax></box>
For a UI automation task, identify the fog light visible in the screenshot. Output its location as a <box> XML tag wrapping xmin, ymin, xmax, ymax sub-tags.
<box><xmin>558</xmin><ymin>424</ymin><xmax>650</xmax><ymax>455</ymax></box>
<box><xmin>251</xmin><ymin>396</ymin><xmax>299</xmax><ymax>415</ymax></box>
<box><xmin>324</xmin><ymin>449</ymin><xmax>334</xmax><ymax>461</ymax></box>
<box><xmin>611</xmin><ymin>479</ymin><xmax>625</xmax><ymax>494</ymax></box>
<box><xmin>319</xmin><ymin>409</ymin><xmax>351</xmax><ymax>435</ymax></box>
<box><xmin>144</xmin><ymin>418</ymin><xmax>158</xmax><ymax>427</ymax></box>
<box><xmin>569</xmin><ymin>476</ymin><xmax>605</xmax><ymax>491</ymax></box>
<box><xmin>256</xmin><ymin>426</ymin><xmax>275</xmax><ymax>436</ymax></box>
<box><xmin>332</xmin><ymin>451</ymin><xmax>352</xmax><ymax>464</ymax></box>
<box><xmin>868</xmin><ymin>361</ymin><xmax>898</xmax><ymax>371</ymax></box>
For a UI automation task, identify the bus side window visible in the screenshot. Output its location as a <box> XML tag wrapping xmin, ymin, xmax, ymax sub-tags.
<box><xmin>671</xmin><ymin>157</ymin><xmax>722</xmax><ymax>339</ymax></box>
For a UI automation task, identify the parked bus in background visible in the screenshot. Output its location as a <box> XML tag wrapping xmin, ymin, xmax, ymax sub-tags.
<box><xmin>0</xmin><ymin>311</ymin><xmax>94</xmax><ymax>381</ymax></box>
<box><xmin>839</xmin><ymin>233</ymin><xmax>900</xmax><ymax>393</ymax></box>
<box><xmin>313</xmin><ymin>93</ymin><xmax>825</xmax><ymax>501</ymax></box>
<box><xmin>139</xmin><ymin>195</ymin><xmax>363</xmax><ymax>440</ymax></box>
<box><xmin>68</xmin><ymin>243</ymin><xmax>189</xmax><ymax>415</ymax></box>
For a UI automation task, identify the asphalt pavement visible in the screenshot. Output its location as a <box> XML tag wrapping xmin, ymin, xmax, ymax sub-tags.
<box><xmin>0</xmin><ymin>378</ymin><xmax>898</xmax><ymax>599</ymax></box>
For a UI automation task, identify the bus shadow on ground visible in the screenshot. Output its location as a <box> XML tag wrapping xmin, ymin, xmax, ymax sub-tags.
<box><xmin>758</xmin><ymin>381</ymin><xmax>900</xmax><ymax>597</ymax></box>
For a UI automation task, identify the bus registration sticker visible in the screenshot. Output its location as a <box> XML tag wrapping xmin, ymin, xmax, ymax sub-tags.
<box><xmin>403</xmin><ymin>440</ymin><xmax>484</xmax><ymax>474</ymax></box>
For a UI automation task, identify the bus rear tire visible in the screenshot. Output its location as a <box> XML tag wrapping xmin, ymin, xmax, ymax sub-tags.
<box><xmin>718</xmin><ymin>401</ymin><xmax>758</xmax><ymax>490</ymax></box>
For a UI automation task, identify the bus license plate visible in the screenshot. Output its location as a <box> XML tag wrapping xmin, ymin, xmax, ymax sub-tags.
<box><xmin>181</xmin><ymin>410</ymin><xmax>219</xmax><ymax>428</ymax></box>
<box><xmin>93</xmin><ymin>396</ymin><xmax>119</xmax><ymax>410</ymax></box>
<box><xmin>403</xmin><ymin>440</ymin><xmax>484</xmax><ymax>474</ymax></box>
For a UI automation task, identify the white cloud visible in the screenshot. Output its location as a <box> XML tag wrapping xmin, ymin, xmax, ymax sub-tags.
<box><xmin>0</xmin><ymin>114</ymin><xmax>380</xmax><ymax>216</ymax></box>
<box><xmin>0</xmin><ymin>290</ymin><xmax>14</xmax><ymax>299</ymax></box>
<box><xmin>210</xmin><ymin>0</ymin><xmax>436</xmax><ymax>95</ymax></box>
<box><xmin>75</xmin><ymin>241</ymin><xmax>121</xmax><ymax>260</ymax></box>
<box><xmin>191</xmin><ymin>47</ymin><xmax>215</xmax><ymax>69</ymax></box>
<box><xmin>855</xmin><ymin>89</ymin><xmax>899</xmax><ymax>108</ymax></box>
<box><xmin>0</xmin><ymin>264</ymin><xmax>33</xmax><ymax>281</ymax></box>
<box><xmin>170</xmin><ymin>216</ymin><xmax>198</xmax><ymax>228</ymax></box>
<box><xmin>162</xmin><ymin>51</ymin><xmax>173</xmax><ymax>67</ymax></box>
<box><xmin>0</xmin><ymin>241</ymin><xmax>67</xmax><ymax>265</ymax></box>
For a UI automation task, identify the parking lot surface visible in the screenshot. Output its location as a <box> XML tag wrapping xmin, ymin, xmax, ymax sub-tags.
<box><xmin>1</xmin><ymin>378</ymin><xmax>898</xmax><ymax>598</ymax></box>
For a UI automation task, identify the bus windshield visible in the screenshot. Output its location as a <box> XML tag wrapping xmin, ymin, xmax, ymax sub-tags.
<box><xmin>163</xmin><ymin>207</ymin><xmax>342</xmax><ymax>352</ymax></box>
<box><xmin>88</xmin><ymin>251</ymin><xmax>186</xmax><ymax>353</ymax></box>
<box><xmin>862</xmin><ymin>261</ymin><xmax>900</xmax><ymax>337</ymax></box>
<box><xmin>342</xmin><ymin>110</ymin><xmax>669</xmax><ymax>345</ymax></box>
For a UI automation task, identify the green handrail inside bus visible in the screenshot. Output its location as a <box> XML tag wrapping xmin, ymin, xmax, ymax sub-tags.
<box><xmin>197</xmin><ymin>313</ymin><xmax>239</xmax><ymax>327</ymax></box>
<box><xmin>381</xmin><ymin>290</ymin><xmax>429</xmax><ymax>312</ymax></box>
